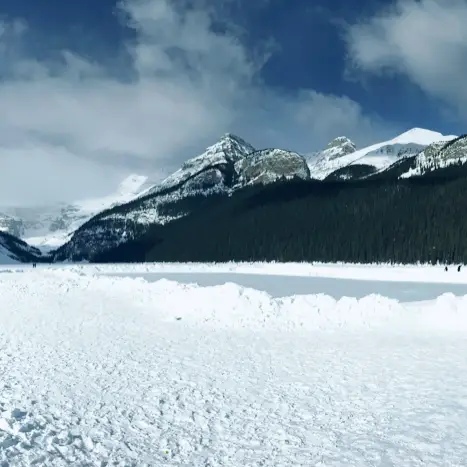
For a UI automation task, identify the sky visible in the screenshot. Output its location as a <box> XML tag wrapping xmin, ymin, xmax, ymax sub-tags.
<box><xmin>0</xmin><ymin>0</ymin><xmax>466</xmax><ymax>206</ymax></box>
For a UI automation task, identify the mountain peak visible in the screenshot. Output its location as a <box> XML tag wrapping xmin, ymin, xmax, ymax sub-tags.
<box><xmin>218</xmin><ymin>133</ymin><xmax>254</xmax><ymax>150</ymax></box>
<box><xmin>323</xmin><ymin>136</ymin><xmax>357</xmax><ymax>159</ymax></box>
<box><xmin>392</xmin><ymin>128</ymin><xmax>456</xmax><ymax>145</ymax></box>
<box><xmin>198</xmin><ymin>133</ymin><xmax>255</xmax><ymax>161</ymax></box>
<box><xmin>222</xmin><ymin>132</ymin><xmax>238</xmax><ymax>140</ymax></box>
<box><xmin>326</xmin><ymin>136</ymin><xmax>355</xmax><ymax>149</ymax></box>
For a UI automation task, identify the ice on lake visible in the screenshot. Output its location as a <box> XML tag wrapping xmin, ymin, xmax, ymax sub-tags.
<box><xmin>106</xmin><ymin>271</ymin><xmax>467</xmax><ymax>302</ymax></box>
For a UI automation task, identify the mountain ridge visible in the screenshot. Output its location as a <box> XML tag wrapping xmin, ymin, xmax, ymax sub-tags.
<box><xmin>306</xmin><ymin>128</ymin><xmax>456</xmax><ymax>180</ymax></box>
<box><xmin>52</xmin><ymin>134</ymin><xmax>309</xmax><ymax>261</ymax></box>
<box><xmin>49</xmin><ymin>128</ymin><xmax>464</xmax><ymax>262</ymax></box>
<box><xmin>1</xmin><ymin>127</ymin><xmax>464</xmax><ymax>264</ymax></box>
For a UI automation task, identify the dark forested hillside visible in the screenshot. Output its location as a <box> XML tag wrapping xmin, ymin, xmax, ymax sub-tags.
<box><xmin>93</xmin><ymin>174</ymin><xmax>467</xmax><ymax>265</ymax></box>
<box><xmin>0</xmin><ymin>231</ymin><xmax>44</xmax><ymax>263</ymax></box>
<box><xmin>324</xmin><ymin>164</ymin><xmax>376</xmax><ymax>181</ymax></box>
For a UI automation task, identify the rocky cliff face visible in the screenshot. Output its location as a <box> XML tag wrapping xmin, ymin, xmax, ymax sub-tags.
<box><xmin>235</xmin><ymin>149</ymin><xmax>310</xmax><ymax>186</ymax></box>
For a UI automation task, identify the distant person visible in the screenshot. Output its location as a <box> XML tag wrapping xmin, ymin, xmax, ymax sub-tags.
<box><xmin>458</xmin><ymin>265</ymin><xmax>462</xmax><ymax>272</ymax></box>
<box><xmin>445</xmin><ymin>266</ymin><xmax>448</xmax><ymax>272</ymax></box>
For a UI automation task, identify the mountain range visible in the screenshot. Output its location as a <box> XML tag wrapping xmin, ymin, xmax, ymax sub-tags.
<box><xmin>2</xmin><ymin>127</ymin><xmax>467</xmax><ymax>264</ymax></box>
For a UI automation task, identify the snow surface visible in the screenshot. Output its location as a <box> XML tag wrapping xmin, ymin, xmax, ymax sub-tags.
<box><xmin>1</xmin><ymin>264</ymin><xmax>467</xmax><ymax>465</ymax></box>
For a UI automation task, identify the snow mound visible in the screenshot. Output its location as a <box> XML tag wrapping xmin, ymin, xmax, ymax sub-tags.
<box><xmin>11</xmin><ymin>269</ymin><xmax>467</xmax><ymax>333</ymax></box>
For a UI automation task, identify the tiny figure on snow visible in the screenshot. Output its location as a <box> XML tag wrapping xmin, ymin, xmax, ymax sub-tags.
<box><xmin>458</xmin><ymin>265</ymin><xmax>462</xmax><ymax>272</ymax></box>
<box><xmin>445</xmin><ymin>266</ymin><xmax>448</xmax><ymax>272</ymax></box>
<box><xmin>32</xmin><ymin>263</ymin><xmax>36</xmax><ymax>268</ymax></box>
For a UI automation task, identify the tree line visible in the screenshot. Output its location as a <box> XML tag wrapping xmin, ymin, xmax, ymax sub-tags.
<box><xmin>93</xmin><ymin>174</ymin><xmax>467</xmax><ymax>265</ymax></box>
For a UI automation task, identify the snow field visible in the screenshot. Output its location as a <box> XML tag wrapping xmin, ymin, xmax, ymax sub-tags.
<box><xmin>1</xmin><ymin>269</ymin><xmax>467</xmax><ymax>465</ymax></box>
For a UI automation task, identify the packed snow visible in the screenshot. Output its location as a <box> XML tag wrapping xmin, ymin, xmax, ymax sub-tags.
<box><xmin>1</xmin><ymin>264</ymin><xmax>467</xmax><ymax>466</ymax></box>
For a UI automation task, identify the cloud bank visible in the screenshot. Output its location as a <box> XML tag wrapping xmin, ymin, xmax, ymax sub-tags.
<box><xmin>346</xmin><ymin>0</ymin><xmax>467</xmax><ymax>119</ymax></box>
<box><xmin>0</xmin><ymin>0</ymin><xmax>393</xmax><ymax>206</ymax></box>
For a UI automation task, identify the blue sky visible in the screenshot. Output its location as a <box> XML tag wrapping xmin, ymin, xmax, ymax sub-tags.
<box><xmin>0</xmin><ymin>0</ymin><xmax>466</xmax><ymax>204</ymax></box>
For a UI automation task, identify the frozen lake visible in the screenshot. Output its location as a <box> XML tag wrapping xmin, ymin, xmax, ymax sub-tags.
<box><xmin>106</xmin><ymin>272</ymin><xmax>467</xmax><ymax>302</ymax></box>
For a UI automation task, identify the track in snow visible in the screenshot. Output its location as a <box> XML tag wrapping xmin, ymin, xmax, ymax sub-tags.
<box><xmin>1</xmin><ymin>268</ymin><xmax>467</xmax><ymax>466</ymax></box>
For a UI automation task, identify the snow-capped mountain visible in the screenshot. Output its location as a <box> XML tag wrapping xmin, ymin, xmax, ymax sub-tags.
<box><xmin>0</xmin><ymin>231</ymin><xmax>42</xmax><ymax>264</ymax></box>
<box><xmin>0</xmin><ymin>174</ymin><xmax>153</xmax><ymax>251</ymax></box>
<box><xmin>53</xmin><ymin>134</ymin><xmax>310</xmax><ymax>261</ymax></box>
<box><xmin>399</xmin><ymin>135</ymin><xmax>467</xmax><ymax>178</ymax></box>
<box><xmin>308</xmin><ymin>128</ymin><xmax>457</xmax><ymax>180</ymax></box>
<box><xmin>146</xmin><ymin>133</ymin><xmax>256</xmax><ymax>196</ymax></box>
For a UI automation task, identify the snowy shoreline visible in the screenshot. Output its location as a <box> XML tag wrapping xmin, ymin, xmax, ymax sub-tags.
<box><xmin>3</xmin><ymin>260</ymin><xmax>466</xmax><ymax>285</ymax></box>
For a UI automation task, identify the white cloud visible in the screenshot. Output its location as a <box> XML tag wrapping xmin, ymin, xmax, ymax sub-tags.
<box><xmin>346</xmin><ymin>0</ymin><xmax>467</xmax><ymax>117</ymax></box>
<box><xmin>0</xmin><ymin>0</ymin><xmax>394</xmax><ymax>207</ymax></box>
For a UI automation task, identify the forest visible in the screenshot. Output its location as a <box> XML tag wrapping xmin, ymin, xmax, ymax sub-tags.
<box><xmin>93</xmin><ymin>173</ymin><xmax>467</xmax><ymax>265</ymax></box>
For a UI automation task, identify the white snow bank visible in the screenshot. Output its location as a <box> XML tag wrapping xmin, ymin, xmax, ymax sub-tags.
<box><xmin>3</xmin><ymin>269</ymin><xmax>467</xmax><ymax>333</ymax></box>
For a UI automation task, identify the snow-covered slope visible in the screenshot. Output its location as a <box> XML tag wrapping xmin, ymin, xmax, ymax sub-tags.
<box><xmin>0</xmin><ymin>174</ymin><xmax>152</xmax><ymax>251</ymax></box>
<box><xmin>0</xmin><ymin>231</ymin><xmax>42</xmax><ymax>264</ymax></box>
<box><xmin>399</xmin><ymin>135</ymin><xmax>467</xmax><ymax>178</ymax></box>
<box><xmin>94</xmin><ymin>134</ymin><xmax>258</xmax><ymax>225</ymax></box>
<box><xmin>308</xmin><ymin>128</ymin><xmax>457</xmax><ymax>180</ymax></box>
<box><xmin>147</xmin><ymin>133</ymin><xmax>256</xmax><ymax>195</ymax></box>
